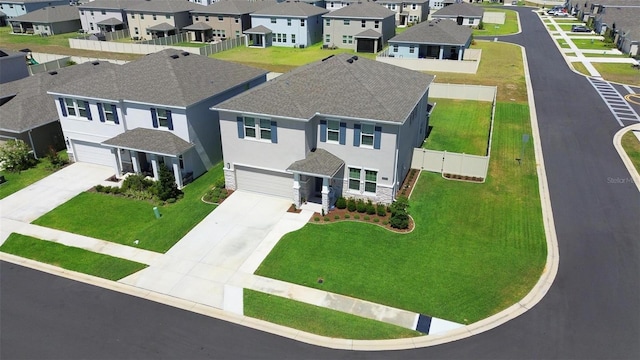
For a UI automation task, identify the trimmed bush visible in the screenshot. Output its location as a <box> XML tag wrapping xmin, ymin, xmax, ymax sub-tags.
<box><xmin>95</xmin><ymin>185</ymin><xmax>104</xmax><ymax>192</ymax></box>
<box><xmin>334</xmin><ymin>215</ymin><xmax>340</xmax><ymax>220</ymax></box>
<box><xmin>354</xmin><ymin>214</ymin><xmax>360</xmax><ymax>220</ymax></box>
<box><xmin>373</xmin><ymin>218</ymin><xmax>380</xmax><ymax>223</ymax></box>
<box><xmin>344</xmin><ymin>214</ymin><xmax>350</xmax><ymax>219</ymax></box>
<box><xmin>364</xmin><ymin>215</ymin><xmax>370</xmax><ymax>221</ymax></box>
<box><xmin>390</xmin><ymin>212</ymin><xmax>409</xmax><ymax>229</ymax></box>
<box><xmin>376</xmin><ymin>203</ymin><xmax>386</xmax><ymax>217</ymax></box>
<box><xmin>366</xmin><ymin>201</ymin><xmax>376</xmax><ymax>215</ymax></box>
<box><xmin>356</xmin><ymin>199</ymin><xmax>366</xmax><ymax>213</ymax></box>
<box><xmin>122</xmin><ymin>174</ymin><xmax>153</xmax><ymax>192</ymax></box>
<box><xmin>347</xmin><ymin>198</ymin><xmax>357</xmax><ymax>212</ymax></box>
<box><xmin>335</xmin><ymin>197</ymin><xmax>347</xmax><ymax>209</ymax></box>
<box><xmin>324</xmin><ymin>216</ymin><xmax>330</xmax><ymax>222</ymax></box>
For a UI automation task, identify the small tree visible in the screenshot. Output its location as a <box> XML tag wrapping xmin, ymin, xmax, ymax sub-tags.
<box><xmin>153</xmin><ymin>165</ymin><xmax>182</xmax><ymax>201</ymax></box>
<box><xmin>45</xmin><ymin>146</ymin><xmax>67</xmax><ymax>169</ymax></box>
<box><xmin>0</xmin><ymin>139</ymin><xmax>36</xmax><ymax>172</ymax></box>
<box><xmin>389</xmin><ymin>196</ymin><xmax>410</xmax><ymax>229</ymax></box>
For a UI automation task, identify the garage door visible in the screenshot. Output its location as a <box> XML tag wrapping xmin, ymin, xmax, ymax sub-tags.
<box><xmin>73</xmin><ymin>140</ymin><xmax>113</xmax><ymax>167</ymax></box>
<box><xmin>236</xmin><ymin>166</ymin><xmax>293</xmax><ymax>199</ymax></box>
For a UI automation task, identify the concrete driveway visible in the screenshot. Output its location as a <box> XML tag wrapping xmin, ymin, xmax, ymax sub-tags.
<box><xmin>0</xmin><ymin>163</ymin><xmax>115</xmax><ymax>223</ymax></box>
<box><xmin>119</xmin><ymin>191</ymin><xmax>304</xmax><ymax>309</ymax></box>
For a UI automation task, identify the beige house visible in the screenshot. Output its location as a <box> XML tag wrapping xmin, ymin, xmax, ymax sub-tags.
<box><xmin>187</xmin><ymin>0</ymin><xmax>274</xmax><ymax>42</ymax></box>
<box><xmin>124</xmin><ymin>0</ymin><xmax>205</xmax><ymax>40</ymax></box>
<box><xmin>323</xmin><ymin>2</ymin><xmax>396</xmax><ymax>53</ymax></box>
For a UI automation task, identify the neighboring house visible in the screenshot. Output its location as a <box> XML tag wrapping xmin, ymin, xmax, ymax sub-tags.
<box><xmin>212</xmin><ymin>53</ymin><xmax>435</xmax><ymax>213</ymax></box>
<box><xmin>0</xmin><ymin>49</ymin><xmax>29</xmax><ymax>84</ymax></box>
<box><xmin>428</xmin><ymin>0</ymin><xmax>460</xmax><ymax>11</ymax></box>
<box><xmin>47</xmin><ymin>49</ymin><xmax>268</xmax><ymax>189</ymax></box>
<box><xmin>376</xmin><ymin>0</ymin><xmax>429</xmax><ymax>26</ymax></box>
<box><xmin>246</xmin><ymin>1</ymin><xmax>328</xmax><ymax>48</ymax></box>
<box><xmin>78</xmin><ymin>0</ymin><xmax>136</xmax><ymax>34</ymax></box>
<box><xmin>387</xmin><ymin>18</ymin><xmax>471</xmax><ymax>59</ymax></box>
<box><xmin>10</xmin><ymin>5</ymin><xmax>81</xmax><ymax>35</ymax></box>
<box><xmin>0</xmin><ymin>0</ymin><xmax>67</xmax><ymax>19</ymax></box>
<box><xmin>593</xmin><ymin>5</ymin><xmax>640</xmax><ymax>56</ymax></box>
<box><xmin>187</xmin><ymin>0</ymin><xmax>275</xmax><ymax>42</ymax></box>
<box><xmin>431</xmin><ymin>1</ymin><xmax>483</xmax><ymax>27</ymax></box>
<box><xmin>322</xmin><ymin>2</ymin><xmax>395</xmax><ymax>53</ymax></box>
<box><xmin>124</xmin><ymin>0</ymin><xmax>206</xmax><ymax>40</ymax></box>
<box><xmin>325</xmin><ymin>0</ymin><xmax>360</xmax><ymax>12</ymax></box>
<box><xmin>1</xmin><ymin>61</ymin><xmax>117</xmax><ymax>158</ymax></box>
<box><xmin>0</xmin><ymin>10</ymin><xmax>7</xmax><ymax>25</ymax></box>
<box><xmin>188</xmin><ymin>0</ymin><xmax>217</xmax><ymax>6</ymax></box>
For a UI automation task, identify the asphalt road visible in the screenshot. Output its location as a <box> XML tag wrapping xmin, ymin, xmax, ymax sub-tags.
<box><xmin>1</xmin><ymin>7</ymin><xmax>639</xmax><ymax>360</ymax></box>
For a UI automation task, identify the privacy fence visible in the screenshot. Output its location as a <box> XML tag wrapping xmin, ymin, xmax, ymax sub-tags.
<box><xmin>28</xmin><ymin>52</ymin><xmax>128</xmax><ymax>75</ymax></box>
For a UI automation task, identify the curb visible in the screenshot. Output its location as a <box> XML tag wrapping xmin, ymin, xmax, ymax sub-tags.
<box><xmin>612</xmin><ymin>124</ymin><xmax>640</xmax><ymax>193</ymax></box>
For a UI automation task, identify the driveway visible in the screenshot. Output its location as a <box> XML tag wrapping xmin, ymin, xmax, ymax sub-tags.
<box><xmin>119</xmin><ymin>191</ymin><xmax>302</xmax><ymax>309</ymax></box>
<box><xmin>0</xmin><ymin>163</ymin><xmax>115</xmax><ymax>224</ymax></box>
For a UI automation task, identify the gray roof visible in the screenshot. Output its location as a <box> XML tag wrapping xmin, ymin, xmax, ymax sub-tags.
<box><xmin>214</xmin><ymin>53</ymin><xmax>435</xmax><ymax>124</ymax></box>
<box><xmin>10</xmin><ymin>5</ymin><xmax>80</xmax><ymax>23</ymax></box>
<box><xmin>599</xmin><ymin>6</ymin><xmax>640</xmax><ymax>31</ymax></box>
<box><xmin>323</xmin><ymin>2</ymin><xmax>395</xmax><ymax>19</ymax></box>
<box><xmin>182</xmin><ymin>21</ymin><xmax>212</xmax><ymax>30</ymax></box>
<box><xmin>2</xmin><ymin>0</ymin><xmax>67</xmax><ymax>4</ymax></box>
<box><xmin>78</xmin><ymin>0</ymin><xmax>141</xmax><ymax>11</ymax></box>
<box><xmin>124</xmin><ymin>0</ymin><xmax>206</xmax><ymax>13</ymax></box>
<box><xmin>48</xmin><ymin>49</ymin><xmax>267</xmax><ymax>108</ymax></box>
<box><xmin>244</xmin><ymin>24</ymin><xmax>272</xmax><ymax>34</ymax></box>
<box><xmin>97</xmin><ymin>17</ymin><xmax>124</xmax><ymax>26</ymax></box>
<box><xmin>375</xmin><ymin>0</ymin><xmax>428</xmax><ymax>4</ymax></box>
<box><xmin>146</xmin><ymin>22</ymin><xmax>176</xmax><ymax>31</ymax></box>
<box><xmin>0</xmin><ymin>61</ymin><xmax>117</xmax><ymax>133</ymax></box>
<box><xmin>432</xmin><ymin>2</ymin><xmax>484</xmax><ymax>18</ymax></box>
<box><xmin>355</xmin><ymin>28</ymin><xmax>382</xmax><ymax>38</ymax></box>
<box><xmin>192</xmin><ymin>0</ymin><xmax>277</xmax><ymax>15</ymax></box>
<box><xmin>251</xmin><ymin>1</ymin><xmax>329</xmax><ymax>18</ymax></box>
<box><xmin>102</xmin><ymin>127</ymin><xmax>194</xmax><ymax>156</ymax></box>
<box><xmin>592</xmin><ymin>0</ymin><xmax>640</xmax><ymax>6</ymax></box>
<box><xmin>389</xmin><ymin>18</ymin><xmax>472</xmax><ymax>45</ymax></box>
<box><xmin>0</xmin><ymin>10</ymin><xmax>5</xmax><ymax>17</ymax></box>
<box><xmin>287</xmin><ymin>148</ymin><xmax>344</xmax><ymax>177</ymax></box>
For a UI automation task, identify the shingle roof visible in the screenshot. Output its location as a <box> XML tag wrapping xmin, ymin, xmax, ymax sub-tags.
<box><xmin>146</xmin><ymin>22</ymin><xmax>176</xmax><ymax>31</ymax></box>
<box><xmin>102</xmin><ymin>127</ymin><xmax>194</xmax><ymax>156</ymax></box>
<box><xmin>10</xmin><ymin>5</ymin><xmax>80</xmax><ymax>23</ymax></box>
<box><xmin>287</xmin><ymin>148</ymin><xmax>344</xmax><ymax>177</ymax></box>
<box><xmin>244</xmin><ymin>24</ymin><xmax>272</xmax><ymax>34</ymax></box>
<box><xmin>322</xmin><ymin>2</ymin><xmax>395</xmax><ymax>19</ymax></box>
<box><xmin>97</xmin><ymin>17</ymin><xmax>124</xmax><ymax>26</ymax></box>
<box><xmin>432</xmin><ymin>2</ymin><xmax>484</xmax><ymax>18</ymax></box>
<box><xmin>124</xmin><ymin>0</ymin><xmax>206</xmax><ymax>13</ymax></box>
<box><xmin>0</xmin><ymin>61</ymin><xmax>117</xmax><ymax>133</ymax></box>
<box><xmin>389</xmin><ymin>18</ymin><xmax>472</xmax><ymax>45</ymax></box>
<box><xmin>48</xmin><ymin>49</ymin><xmax>267</xmax><ymax>108</ymax></box>
<box><xmin>182</xmin><ymin>21</ymin><xmax>212</xmax><ymax>30</ymax></box>
<box><xmin>192</xmin><ymin>0</ymin><xmax>277</xmax><ymax>15</ymax></box>
<box><xmin>78</xmin><ymin>0</ymin><xmax>141</xmax><ymax>11</ymax></box>
<box><xmin>251</xmin><ymin>1</ymin><xmax>328</xmax><ymax>17</ymax></box>
<box><xmin>2</xmin><ymin>0</ymin><xmax>65</xmax><ymax>4</ymax></box>
<box><xmin>355</xmin><ymin>29</ymin><xmax>382</xmax><ymax>38</ymax></box>
<box><xmin>375</xmin><ymin>0</ymin><xmax>428</xmax><ymax>4</ymax></box>
<box><xmin>599</xmin><ymin>6</ymin><xmax>640</xmax><ymax>31</ymax></box>
<box><xmin>214</xmin><ymin>53</ymin><xmax>434</xmax><ymax>124</ymax></box>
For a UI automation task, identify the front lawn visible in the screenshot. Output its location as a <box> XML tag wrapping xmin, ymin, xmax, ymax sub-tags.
<box><xmin>571</xmin><ymin>38</ymin><xmax>617</xmax><ymax>50</ymax></box>
<box><xmin>244</xmin><ymin>290</ymin><xmax>422</xmax><ymax>339</ymax></box>
<box><xmin>0</xmin><ymin>26</ymin><xmax>77</xmax><ymax>48</ymax></box>
<box><xmin>256</xmin><ymin>102</ymin><xmax>547</xmax><ymax>324</ymax></box>
<box><xmin>0</xmin><ymin>233</ymin><xmax>147</xmax><ymax>280</ymax></box>
<box><xmin>424</xmin><ymin>98</ymin><xmax>492</xmax><ymax>155</ymax></box>
<box><xmin>32</xmin><ymin>162</ymin><xmax>223</xmax><ymax>253</ymax></box>
<box><xmin>592</xmin><ymin>63</ymin><xmax>640</xmax><ymax>86</ymax></box>
<box><xmin>0</xmin><ymin>150</ymin><xmax>68</xmax><ymax>200</ymax></box>
<box><xmin>621</xmin><ymin>131</ymin><xmax>640</xmax><ymax>174</ymax></box>
<box><xmin>473</xmin><ymin>9</ymin><xmax>520</xmax><ymax>36</ymax></box>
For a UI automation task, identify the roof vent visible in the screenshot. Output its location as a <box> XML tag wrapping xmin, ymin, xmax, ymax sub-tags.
<box><xmin>91</xmin><ymin>60</ymin><xmax>100</xmax><ymax>65</ymax></box>
<box><xmin>181</xmin><ymin>51</ymin><xmax>190</xmax><ymax>56</ymax></box>
<box><xmin>346</xmin><ymin>58</ymin><xmax>353</xmax><ymax>64</ymax></box>
<box><xmin>322</xmin><ymin>54</ymin><xmax>335</xmax><ymax>61</ymax></box>
<box><xmin>48</xmin><ymin>71</ymin><xmax>58</xmax><ymax>75</ymax></box>
<box><xmin>170</xmin><ymin>54</ymin><xmax>179</xmax><ymax>59</ymax></box>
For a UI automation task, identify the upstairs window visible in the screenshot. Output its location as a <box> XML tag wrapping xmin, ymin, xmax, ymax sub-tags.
<box><xmin>271</xmin><ymin>18</ymin><xmax>276</xmax><ymax>24</ymax></box>
<box><xmin>151</xmin><ymin>108</ymin><xmax>173</xmax><ymax>130</ymax></box>
<box><xmin>300</xmin><ymin>19</ymin><xmax>305</xmax><ymax>27</ymax></box>
<box><xmin>361</xmin><ymin>124</ymin><xmax>374</xmax><ymax>147</ymax></box>
<box><xmin>361</xmin><ymin>20</ymin><xmax>366</xmax><ymax>28</ymax></box>
<box><xmin>343</xmin><ymin>19</ymin><xmax>350</xmax><ymax>25</ymax></box>
<box><xmin>237</xmin><ymin>116</ymin><xmax>277</xmax><ymax>143</ymax></box>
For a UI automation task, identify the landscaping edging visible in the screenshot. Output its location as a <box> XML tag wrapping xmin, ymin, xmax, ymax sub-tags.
<box><xmin>309</xmin><ymin>213</ymin><xmax>415</xmax><ymax>234</ymax></box>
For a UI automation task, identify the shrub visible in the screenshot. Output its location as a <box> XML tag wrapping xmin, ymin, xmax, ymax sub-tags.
<box><xmin>376</xmin><ymin>203</ymin><xmax>387</xmax><ymax>217</ymax></box>
<box><xmin>95</xmin><ymin>185</ymin><xmax>104</xmax><ymax>192</ymax></box>
<box><xmin>356</xmin><ymin>199</ymin><xmax>366</xmax><ymax>213</ymax></box>
<box><xmin>347</xmin><ymin>198</ymin><xmax>357</xmax><ymax>212</ymax></box>
<box><xmin>334</xmin><ymin>215</ymin><xmax>340</xmax><ymax>220</ymax></box>
<box><xmin>122</xmin><ymin>174</ymin><xmax>153</xmax><ymax>192</ymax></box>
<box><xmin>123</xmin><ymin>189</ymin><xmax>154</xmax><ymax>200</ymax></box>
<box><xmin>335</xmin><ymin>197</ymin><xmax>347</xmax><ymax>209</ymax></box>
<box><xmin>366</xmin><ymin>201</ymin><xmax>376</xmax><ymax>215</ymax></box>
<box><xmin>364</xmin><ymin>215</ymin><xmax>370</xmax><ymax>221</ymax></box>
<box><xmin>373</xmin><ymin>218</ymin><xmax>379</xmax><ymax>223</ymax></box>
<box><xmin>389</xmin><ymin>196</ymin><xmax>409</xmax><ymax>216</ymax></box>
<box><xmin>166</xmin><ymin>198</ymin><xmax>176</xmax><ymax>204</ymax></box>
<box><xmin>0</xmin><ymin>139</ymin><xmax>36</xmax><ymax>172</ymax></box>
<box><xmin>214</xmin><ymin>176</ymin><xmax>226</xmax><ymax>189</ymax></box>
<box><xmin>154</xmin><ymin>165</ymin><xmax>183</xmax><ymax>201</ymax></box>
<box><xmin>45</xmin><ymin>146</ymin><xmax>67</xmax><ymax>169</ymax></box>
<box><xmin>324</xmin><ymin>216</ymin><xmax>330</xmax><ymax>221</ymax></box>
<box><xmin>344</xmin><ymin>214</ymin><xmax>350</xmax><ymax>219</ymax></box>
<box><xmin>354</xmin><ymin>214</ymin><xmax>360</xmax><ymax>220</ymax></box>
<box><xmin>314</xmin><ymin>217</ymin><xmax>320</xmax><ymax>222</ymax></box>
<box><xmin>382</xmin><ymin>220</ymin><xmax>388</xmax><ymax>226</ymax></box>
<box><xmin>390</xmin><ymin>212</ymin><xmax>410</xmax><ymax>229</ymax></box>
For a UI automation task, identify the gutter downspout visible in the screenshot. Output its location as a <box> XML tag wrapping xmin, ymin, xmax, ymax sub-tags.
<box><xmin>28</xmin><ymin>129</ymin><xmax>37</xmax><ymax>160</ymax></box>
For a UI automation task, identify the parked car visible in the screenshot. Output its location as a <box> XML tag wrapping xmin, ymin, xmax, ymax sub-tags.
<box><xmin>571</xmin><ymin>25</ymin><xmax>591</xmax><ymax>33</ymax></box>
<box><xmin>546</xmin><ymin>7</ymin><xmax>562</xmax><ymax>14</ymax></box>
<box><xmin>553</xmin><ymin>11</ymin><xmax>569</xmax><ymax>17</ymax></box>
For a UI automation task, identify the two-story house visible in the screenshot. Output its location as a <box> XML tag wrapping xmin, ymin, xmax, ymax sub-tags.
<box><xmin>430</xmin><ymin>1</ymin><xmax>483</xmax><ymax>27</ymax></box>
<box><xmin>322</xmin><ymin>2</ymin><xmax>395</xmax><ymax>52</ymax></box>
<box><xmin>47</xmin><ymin>49</ymin><xmax>268</xmax><ymax>188</ymax></box>
<box><xmin>245</xmin><ymin>1</ymin><xmax>328</xmax><ymax>48</ymax></box>
<box><xmin>325</xmin><ymin>0</ymin><xmax>360</xmax><ymax>12</ymax></box>
<box><xmin>212</xmin><ymin>53</ymin><xmax>434</xmax><ymax>213</ymax></box>
<box><xmin>78</xmin><ymin>0</ymin><xmax>136</xmax><ymax>34</ymax></box>
<box><xmin>10</xmin><ymin>4</ymin><xmax>80</xmax><ymax>35</ymax></box>
<box><xmin>0</xmin><ymin>0</ymin><xmax>67</xmax><ymax>20</ymax></box>
<box><xmin>124</xmin><ymin>0</ymin><xmax>206</xmax><ymax>40</ymax></box>
<box><xmin>186</xmin><ymin>0</ymin><xmax>275</xmax><ymax>42</ymax></box>
<box><xmin>376</xmin><ymin>0</ymin><xmax>429</xmax><ymax>26</ymax></box>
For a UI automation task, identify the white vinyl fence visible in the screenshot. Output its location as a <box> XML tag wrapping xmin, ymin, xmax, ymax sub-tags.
<box><xmin>376</xmin><ymin>49</ymin><xmax>482</xmax><ymax>74</ymax></box>
<box><xmin>27</xmin><ymin>52</ymin><xmax>129</xmax><ymax>75</ymax></box>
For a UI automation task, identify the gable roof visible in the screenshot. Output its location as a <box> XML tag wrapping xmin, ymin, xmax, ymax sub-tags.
<box><xmin>599</xmin><ymin>6</ymin><xmax>640</xmax><ymax>30</ymax></box>
<box><xmin>78</xmin><ymin>0</ymin><xmax>141</xmax><ymax>11</ymax></box>
<box><xmin>355</xmin><ymin>28</ymin><xmax>382</xmax><ymax>38</ymax></box>
<box><xmin>244</xmin><ymin>24</ymin><xmax>272</xmax><ymax>34</ymax></box>
<box><xmin>375</xmin><ymin>0</ymin><xmax>428</xmax><ymax>4</ymax></box>
<box><xmin>0</xmin><ymin>61</ymin><xmax>117</xmax><ymax>133</ymax></box>
<box><xmin>432</xmin><ymin>2</ymin><xmax>484</xmax><ymax>18</ymax></box>
<box><xmin>1</xmin><ymin>0</ymin><xmax>66</xmax><ymax>4</ymax></box>
<box><xmin>123</xmin><ymin>0</ymin><xmax>206</xmax><ymax>13</ymax></box>
<box><xmin>192</xmin><ymin>0</ymin><xmax>277</xmax><ymax>15</ymax></box>
<box><xmin>102</xmin><ymin>128</ymin><xmax>194</xmax><ymax>156</ymax></box>
<box><xmin>183</xmin><ymin>21</ymin><xmax>212</xmax><ymax>30</ymax></box>
<box><xmin>322</xmin><ymin>2</ymin><xmax>395</xmax><ymax>19</ymax></box>
<box><xmin>10</xmin><ymin>5</ymin><xmax>80</xmax><ymax>23</ymax></box>
<box><xmin>213</xmin><ymin>53</ymin><xmax>435</xmax><ymax>124</ymax></box>
<box><xmin>389</xmin><ymin>18</ymin><xmax>472</xmax><ymax>45</ymax></box>
<box><xmin>97</xmin><ymin>17</ymin><xmax>124</xmax><ymax>26</ymax></box>
<box><xmin>48</xmin><ymin>49</ymin><xmax>267</xmax><ymax>108</ymax></box>
<box><xmin>287</xmin><ymin>148</ymin><xmax>344</xmax><ymax>177</ymax></box>
<box><xmin>251</xmin><ymin>1</ymin><xmax>329</xmax><ymax>18</ymax></box>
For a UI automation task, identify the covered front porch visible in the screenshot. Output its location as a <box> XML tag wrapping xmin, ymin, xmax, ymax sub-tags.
<box><xmin>287</xmin><ymin>148</ymin><xmax>345</xmax><ymax>214</ymax></box>
<box><xmin>102</xmin><ymin>128</ymin><xmax>194</xmax><ymax>189</ymax></box>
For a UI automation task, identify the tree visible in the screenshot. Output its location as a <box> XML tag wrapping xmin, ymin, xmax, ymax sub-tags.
<box><xmin>0</xmin><ymin>139</ymin><xmax>36</xmax><ymax>172</ymax></box>
<box><xmin>153</xmin><ymin>165</ymin><xmax>183</xmax><ymax>201</ymax></box>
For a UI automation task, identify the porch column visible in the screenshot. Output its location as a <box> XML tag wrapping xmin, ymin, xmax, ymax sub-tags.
<box><xmin>458</xmin><ymin>46</ymin><xmax>463</xmax><ymax>60</ymax></box>
<box><xmin>172</xmin><ymin>158</ymin><xmax>183</xmax><ymax>189</ymax></box>
<box><xmin>439</xmin><ymin>46</ymin><xmax>444</xmax><ymax>60</ymax></box>
<box><xmin>131</xmin><ymin>151</ymin><xmax>140</xmax><ymax>173</ymax></box>
<box><xmin>293</xmin><ymin>173</ymin><xmax>301</xmax><ymax>208</ymax></box>
<box><xmin>321</xmin><ymin>177</ymin><xmax>329</xmax><ymax>214</ymax></box>
<box><xmin>150</xmin><ymin>155</ymin><xmax>159</xmax><ymax>180</ymax></box>
<box><xmin>112</xmin><ymin>148</ymin><xmax>123</xmax><ymax>178</ymax></box>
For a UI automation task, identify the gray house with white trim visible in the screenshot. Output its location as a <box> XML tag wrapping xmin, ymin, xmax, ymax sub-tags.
<box><xmin>10</xmin><ymin>4</ymin><xmax>80</xmax><ymax>35</ymax></box>
<box><xmin>431</xmin><ymin>1</ymin><xmax>483</xmax><ymax>27</ymax></box>
<box><xmin>212</xmin><ymin>53</ymin><xmax>434</xmax><ymax>213</ymax></box>
<box><xmin>48</xmin><ymin>50</ymin><xmax>267</xmax><ymax>188</ymax></box>
<box><xmin>322</xmin><ymin>2</ymin><xmax>396</xmax><ymax>52</ymax></box>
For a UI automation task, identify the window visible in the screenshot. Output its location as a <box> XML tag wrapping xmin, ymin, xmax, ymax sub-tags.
<box><xmin>342</xmin><ymin>35</ymin><xmax>347</xmax><ymax>44</ymax></box>
<box><xmin>153</xmin><ymin>14</ymin><xmax>157</xmax><ymax>20</ymax></box>
<box><xmin>270</xmin><ymin>18</ymin><xmax>276</xmax><ymax>24</ymax></box>
<box><xmin>234</xmin><ymin>17</ymin><xmax>239</xmax><ymax>23</ymax></box>
<box><xmin>195</xmin><ymin>16</ymin><xmax>199</xmax><ymax>21</ymax></box>
<box><xmin>287</xmin><ymin>18</ymin><xmax>291</xmax><ymax>26</ymax></box>
<box><xmin>412</xmin><ymin>4</ymin><xmax>417</xmax><ymax>10</ymax></box>
<box><xmin>140</xmin><ymin>14</ymin><xmax>144</xmax><ymax>19</ymax></box>
<box><xmin>235</xmin><ymin>30</ymin><xmax>240</xmax><ymax>37</ymax></box>
<box><xmin>102</xmin><ymin>104</ymin><xmax>115</xmax><ymax>122</ymax></box>
<box><xmin>9</xmin><ymin>4</ymin><xmax>13</xmax><ymax>9</ymax></box>
<box><xmin>166</xmin><ymin>15</ymin><xmax>171</xmax><ymax>19</ymax></box>
<box><xmin>80</xmin><ymin>10</ymin><xmax>84</xmax><ymax>15</ymax></box>
<box><xmin>327</xmin><ymin>120</ymin><xmax>340</xmax><ymax>142</ymax></box>
<box><xmin>242</xmin><ymin>117</ymin><xmax>274</xmax><ymax>141</ymax></box>
<box><xmin>157</xmin><ymin>109</ymin><xmax>169</xmax><ymax>128</ymax></box>
<box><xmin>151</xmin><ymin>108</ymin><xmax>173</xmax><ymax>129</ymax></box>
<box><xmin>374</xmin><ymin>20</ymin><xmax>379</xmax><ymax>29</ymax></box>
<box><xmin>325</xmin><ymin>18</ymin><xmax>330</xmax><ymax>26</ymax></box>
<box><xmin>61</xmin><ymin>99</ymin><xmax>92</xmax><ymax>120</ymax></box>
<box><xmin>101</xmin><ymin>10</ymin><xmax>106</xmax><ymax>15</ymax></box>
<box><xmin>300</xmin><ymin>19</ymin><xmax>305</xmax><ymax>27</ymax></box>
<box><xmin>361</xmin><ymin>20</ymin><xmax>366</xmax><ymax>28</ymax></box>
<box><xmin>409</xmin><ymin>46</ymin><xmax>415</xmax><ymax>54</ymax></box>
<box><xmin>343</xmin><ymin>19</ymin><xmax>350</xmax><ymax>25</ymax></box>
<box><xmin>90</xmin><ymin>23</ymin><xmax>94</xmax><ymax>31</ymax></box>
<box><xmin>391</xmin><ymin>4</ymin><xmax>396</xmax><ymax>10</ymax></box>
<box><xmin>348</xmin><ymin>168</ymin><xmax>360</xmax><ymax>191</ymax></box>
<box><xmin>244</xmin><ymin>117</ymin><xmax>256</xmax><ymax>138</ymax></box>
<box><xmin>361</xmin><ymin>124</ymin><xmax>374</xmax><ymax>147</ymax></box>
<box><xmin>90</xmin><ymin>11</ymin><xmax>93</xmax><ymax>16</ymax></box>
<box><xmin>325</xmin><ymin>34</ymin><xmax>330</xmax><ymax>43</ymax></box>
<box><xmin>218</xmin><ymin>15</ymin><xmax>223</xmax><ymax>21</ymax></box>
<box><xmin>259</xmin><ymin>119</ymin><xmax>271</xmax><ymax>139</ymax></box>
<box><xmin>291</xmin><ymin>34</ymin><xmax>295</xmax><ymax>43</ymax></box>
<box><xmin>347</xmin><ymin>35</ymin><xmax>353</xmax><ymax>44</ymax></box>
<box><xmin>134</xmin><ymin>27</ymin><xmax>139</xmax><ymax>35</ymax></box>
<box><xmin>393</xmin><ymin>44</ymin><xmax>398</xmax><ymax>52</ymax></box>
<box><xmin>131</xmin><ymin>13</ymin><xmax>134</xmax><ymax>19</ymax></box>
<box><xmin>205</xmin><ymin>16</ymin><xmax>209</xmax><ymax>21</ymax></box>
<box><xmin>64</xmin><ymin>98</ymin><xmax>76</xmax><ymax>116</ymax></box>
<box><xmin>364</xmin><ymin>170</ymin><xmax>377</xmax><ymax>192</ymax></box>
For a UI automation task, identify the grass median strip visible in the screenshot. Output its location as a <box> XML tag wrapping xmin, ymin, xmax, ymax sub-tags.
<box><xmin>244</xmin><ymin>289</ymin><xmax>423</xmax><ymax>340</ymax></box>
<box><xmin>621</xmin><ymin>131</ymin><xmax>640</xmax><ymax>173</ymax></box>
<box><xmin>0</xmin><ymin>233</ymin><xmax>147</xmax><ymax>280</ymax></box>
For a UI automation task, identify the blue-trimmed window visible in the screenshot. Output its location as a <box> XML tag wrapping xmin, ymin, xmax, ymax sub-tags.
<box><xmin>151</xmin><ymin>108</ymin><xmax>173</xmax><ymax>130</ymax></box>
<box><xmin>239</xmin><ymin>116</ymin><xmax>277</xmax><ymax>143</ymax></box>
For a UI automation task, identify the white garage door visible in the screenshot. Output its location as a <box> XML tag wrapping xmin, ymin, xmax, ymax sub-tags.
<box><xmin>73</xmin><ymin>140</ymin><xmax>113</xmax><ymax>167</ymax></box>
<box><xmin>236</xmin><ymin>166</ymin><xmax>293</xmax><ymax>199</ymax></box>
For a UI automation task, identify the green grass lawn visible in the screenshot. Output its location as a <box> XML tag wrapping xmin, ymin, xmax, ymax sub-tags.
<box><xmin>32</xmin><ymin>163</ymin><xmax>223</xmax><ymax>253</ymax></box>
<box><xmin>172</xmin><ymin>41</ymin><xmax>206</xmax><ymax>48</ymax></box>
<box><xmin>244</xmin><ymin>290</ymin><xmax>422</xmax><ymax>339</ymax></box>
<box><xmin>0</xmin><ymin>25</ymin><xmax>77</xmax><ymax>48</ymax></box>
<box><xmin>571</xmin><ymin>38</ymin><xmax>617</xmax><ymax>50</ymax></box>
<box><xmin>424</xmin><ymin>98</ymin><xmax>492</xmax><ymax>155</ymax></box>
<box><xmin>592</xmin><ymin>63</ymin><xmax>640</xmax><ymax>86</ymax></box>
<box><xmin>473</xmin><ymin>10</ymin><xmax>520</xmax><ymax>36</ymax></box>
<box><xmin>211</xmin><ymin>42</ymin><xmax>377</xmax><ymax>73</ymax></box>
<box><xmin>582</xmin><ymin>53</ymin><xmax>627</xmax><ymax>58</ymax></box>
<box><xmin>256</xmin><ymin>102</ymin><xmax>546</xmax><ymax>324</ymax></box>
<box><xmin>0</xmin><ymin>150</ymin><xmax>68</xmax><ymax>200</ymax></box>
<box><xmin>0</xmin><ymin>233</ymin><xmax>146</xmax><ymax>280</ymax></box>
<box><xmin>571</xmin><ymin>62</ymin><xmax>590</xmax><ymax>76</ymax></box>
<box><xmin>621</xmin><ymin>131</ymin><xmax>640</xmax><ymax>174</ymax></box>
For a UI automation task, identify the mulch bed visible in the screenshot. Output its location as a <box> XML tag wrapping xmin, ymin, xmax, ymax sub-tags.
<box><xmin>443</xmin><ymin>173</ymin><xmax>484</xmax><ymax>183</ymax></box>
<box><xmin>310</xmin><ymin>208</ymin><xmax>414</xmax><ymax>233</ymax></box>
<box><xmin>397</xmin><ymin>168</ymin><xmax>420</xmax><ymax>198</ymax></box>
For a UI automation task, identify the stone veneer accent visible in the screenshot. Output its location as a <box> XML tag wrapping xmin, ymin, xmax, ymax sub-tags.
<box><xmin>224</xmin><ymin>167</ymin><xmax>236</xmax><ymax>190</ymax></box>
<box><xmin>340</xmin><ymin>179</ymin><xmax>395</xmax><ymax>205</ymax></box>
